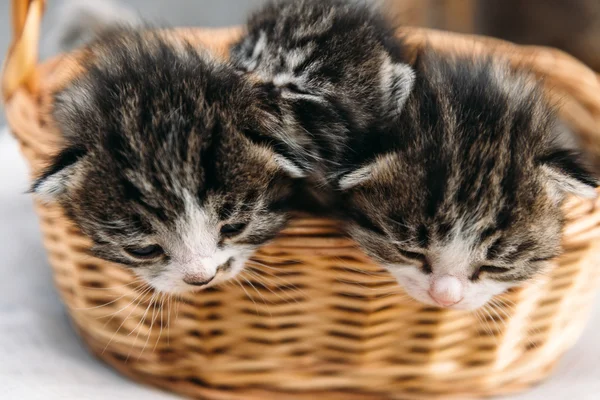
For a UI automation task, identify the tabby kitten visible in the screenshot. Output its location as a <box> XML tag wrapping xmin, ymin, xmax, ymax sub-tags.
<box><xmin>337</xmin><ymin>52</ymin><xmax>598</xmax><ymax>310</ymax></box>
<box><xmin>230</xmin><ymin>0</ymin><xmax>416</xmax><ymax>187</ymax></box>
<box><xmin>32</xmin><ymin>28</ymin><xmax>305</xmax><ymax>294</ymax></box>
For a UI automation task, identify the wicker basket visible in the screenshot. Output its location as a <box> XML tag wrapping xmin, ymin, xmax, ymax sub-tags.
<box><xmin>4</xmin><ymin>1</ymin><xmax>600</xmax><ymax>399</ymax></box>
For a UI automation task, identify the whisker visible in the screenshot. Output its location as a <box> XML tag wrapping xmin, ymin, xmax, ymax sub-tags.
<box><xmin>166</xmin><ymin>295</ymin><xmax>172</xmax><ymax>346</ymax></box>
<box><xmin>243</xmin><ymin>270</ymin><xmax>298</xmax><ymax>305</ymax></box>
<box><xmin>474</xmin><ymin>308</ymin><xmax>493</xmax><ymax>338</ymax></box>
<box><xmin>480</xmin><ymin>305</ymin><xmax>500</xmax><ymax>346</ymax></box>
<box><xmin>246</xmin><ymin>261</ymin><xmax>307</xmax><ymax>296</ymax></box>
<box><xmin>175</xmin><ymin>294</ymin><xmax>181</xmax><ymax>321</ymax></box>
<box><xmin>139</xmin><ymin>293</ymin><xmax>161</xmax><ymax>359</ymax></box>
<box><xmin>127</xmin><ymin>291</ymin><xmax>158</xmax><ymax>361</ymax></box>
<box><xmin>242</xmin><ymin>275</ymin><xmax>272</xmax><ymax>317</ymax></box>
<box><xmin>235</xmin><ymin>277</ymin><xmax>260</xmax><ymax>316</ymax></box>
<box><xmin>101</xmin><ymin>285</ymin><xmax>152</xmax><ymax>324</ymax></box>
<box><xmin>74</xmin><ymin>292</ymin><xmax>131</xmax><ymax>310</ymax></box>
<box><xmin>154</xmin><ymin>293</ymin><xmax>166</xmax><ymax>352</ymax></box>
<box><xmin>101</xmin><ymin>286</ymin><xmax>153</xmax><ymax>354</ymax></box>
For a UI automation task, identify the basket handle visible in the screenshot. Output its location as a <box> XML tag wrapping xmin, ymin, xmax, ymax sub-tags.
<box><xmin>1</xmin><ymin>0</ymin><xmax>46</xmax><ymax>102</ymax></box>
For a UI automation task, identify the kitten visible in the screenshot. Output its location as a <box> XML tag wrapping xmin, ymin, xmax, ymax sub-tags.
<box><xmin>230</xmin><ymin>0</ymin><xmax>416</xmax><ymax>190</ymax></box>
<box><xmin>32</xmin><ymin>28</ymin><xmax>306</xmax><ymax>294</ymax></box>
<box><xmin>337</xmin><ymin>51</ymin><xmax>598</xmax><ymax>310</ymax></box>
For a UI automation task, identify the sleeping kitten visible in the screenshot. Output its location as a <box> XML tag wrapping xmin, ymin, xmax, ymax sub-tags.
<box><xmin>230</xmin><ymin>0</ymin><xmax>416</xmax><ymax>189</ymax></box>
<box><xmin>32</xmin><ymin>28</ymin><xmax>305</xmax><ymax>294</ymax></box>
<box><xmin>337</xmin><ymin>52</ymin><xmax>598</xmax><ymax>310</ymax></box>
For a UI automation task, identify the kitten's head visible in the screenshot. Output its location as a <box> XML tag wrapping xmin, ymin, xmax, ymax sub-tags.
<box><xmin>231</xmin><ymin>0</ymin><xmax>415</xmax><ymax>132</ymax></box>
<box><xmin>338</xmin><ymin>54</ymin><xmax>598</xmax><ymax>310</ymax></box>
<box><xmin>32</xmin><ymin>30</ymin><xmax>304</xmax><ymax>294</ymax></box>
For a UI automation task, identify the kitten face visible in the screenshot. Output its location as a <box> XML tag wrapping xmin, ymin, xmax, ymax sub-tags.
<box><xmin>344</xmin><ymin>186</ymin><xmax>563</xmax><ymax>310</ymax></box>
<box><xmin>339</xmin><ymin>54</ymin><xmax>597</xmax><ymax>310</ymax></box>
<box><xmin>33</xmin><ymin>30</ymin><xmax>302</xmax><ymax>294</ymax></box>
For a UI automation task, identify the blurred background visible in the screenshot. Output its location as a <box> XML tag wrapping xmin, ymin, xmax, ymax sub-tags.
<box><xmin>1</xmin><ymin>1</ymin><xmax>600</xmax><ymax>399</ymax></box>
<box><xmin>386</xmin><ymin>0</ymin><xmax>600</xmax><ymax>70</ymax></box>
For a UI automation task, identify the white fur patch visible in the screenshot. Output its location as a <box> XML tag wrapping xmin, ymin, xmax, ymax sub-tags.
<box><xmin>272</xmin><ymin>73</ymin><xmax>295</xmax><ymax>87</ymax></box>
<box><xmin>338</xmin><ymin>164</ymin><xmax>374</xmax><ymax>190</ymax></box>
<box><xmin>148</xmin><ymin>191</ymin><xmax>250</xmax><ymax>294</ymax></box>
<box><xmin>542</xmin><ymin>165</ymin><xmax>597</xmax><ymax>202</ymax></box>
<box><xmin>33</xmin><ymin>164</ymin><xmax>80</xmax><ymax>202</ymax></box>
<box><xmin>380</xmin><ymin>58</ymin><xmax>416</xmax><ymax>116</ymax></box>
<box><xmin>274</xmin><ymin>154</ymin><xmax>306</xmax><ymax>178</ymax></box>
<box><xmin>338</xmin><ymin>153</ymin><xmax>399</xmax><ymax>190</ymax></box>
<box><xmin>284</xmin><ymin>49</ymin><xmax>309</xmax><ymax>71</ymax></box>
<box><xmin>245</xmin><ymin>31</ymin><xmax>268</xmax><ymax>71</ymax></box>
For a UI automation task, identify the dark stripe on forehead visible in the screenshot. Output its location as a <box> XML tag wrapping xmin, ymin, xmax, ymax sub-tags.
<box><xmin>197</xmin><ymin>120</ymin><xmax>222</xmax><ymax>200</ymax></box>
<box><xmin>121</xmin><ymin>179</ymin><xmax>171</xmax><ymax>222</ymax></box>
<box><xmin>425</xmin><ymin>158</ymin><xmax>448</xmax><ymax>218</ymax></box>
<box><xmin>477</xmin><ymin>226</ymin><xmax>497</xmax><ymax>245</ymax></box>
<box><xmin>434</xmin><ymin>222</ymin><xmax>453</xmax><ymax>241</ymax></box>
<box><xmin>495</xmin><ymin>203</ymin><xmax>515</xmax><ymax>232</ymax></box>
<box><xmin>241</xmin><ymin>190</ymin><xmax>260</xmax><ymax>213</ymax></box>
<box><xmin>218</xmin><ymin>201</ymin><xmax>234</xmax><ymax>221</ymax></box>
<box><xmin>417</xmin><ymin>224</ymin><xmax>430</xmax><ymax>247</ymax></box>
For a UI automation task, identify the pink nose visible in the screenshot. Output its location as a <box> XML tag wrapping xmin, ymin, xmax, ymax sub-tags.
<box><xmin>183</xmin><ymin>274</ymin><xmax>215</xmax><ymax>287</ymax></box>
<box><xmin>429</xmin><ymin>275</ymin><xmax>464</xmax><ymax>307</ymax></box>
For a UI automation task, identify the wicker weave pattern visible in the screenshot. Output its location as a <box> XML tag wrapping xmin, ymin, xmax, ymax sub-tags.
<box><xmin>4</xmin><ymin>1</ymin><xmax>600</xmax><ymax>397</ymax></box>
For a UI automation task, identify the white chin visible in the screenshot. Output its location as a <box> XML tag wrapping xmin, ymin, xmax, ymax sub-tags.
<box><xmin>390</xmin><ymin>270</ymin><xmax>502</xmax><ymax>311</ymax></box>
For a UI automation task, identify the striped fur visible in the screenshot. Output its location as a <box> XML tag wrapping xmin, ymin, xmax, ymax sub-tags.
<box><xmin>231</xmin><ymin>0</ymin><xmax>415</xmax><ymax>198</ymax></box>
<box><xmin>338</xmin><ymin>52</ymin><xmax>597</xmax><ymax>309</ymax></box>
<box><xmin>32</xmin><ymin>28</ymin><xmax>304</xmax><ymax>294</ymax></box>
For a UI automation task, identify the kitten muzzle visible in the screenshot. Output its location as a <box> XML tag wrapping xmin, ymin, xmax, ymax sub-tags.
<box><xmin>429</xmin><ymin>275</ymin><xmax>464</xmax><ymax>307</ymax></box>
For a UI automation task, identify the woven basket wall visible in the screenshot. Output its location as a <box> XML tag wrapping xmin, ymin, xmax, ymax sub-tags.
<box><xmin>4</xmin><ymin>1</ymin><xmax>600</xmax><ymax>399</ymax></box>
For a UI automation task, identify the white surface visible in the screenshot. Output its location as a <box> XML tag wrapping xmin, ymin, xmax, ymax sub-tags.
<box><xmin>0</xmin><ymin>128</ymin><xmax>599</xmax><ymax>399</ymax></box>
<box><xmin>0</xmin><ymin>129</ymin><xmax>178</xmax><ymax>400</ymax></box>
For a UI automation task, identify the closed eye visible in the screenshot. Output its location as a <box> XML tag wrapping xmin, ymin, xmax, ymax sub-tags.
<box><xmin>479</xmin><ymin>265</ymin><xmax>511</xmax><ymax>274</ymax></box>
<box><xmin>220</xmin><ymin>223</ymin><xmax>247</xmax><ymax>239</ymax></box>
<box><xmin>397</xmin><ymin>249</ymin><xmax>426</xmax><ymax>262</ymax></box>
<box><xmin>124</xmin><ymin>244</ymin><xmax>164</xmax><ymax>260</ymax></box>
<box><xmin>530</xmin><ymin>255</ymin><xmax>557</xmax><ymax>262</ymax></box>
<box><xmin>471</xmin><ymin>265</ymin><xmax>511</xmax><ymax>281</ymax></box>
<box><xmin>397</xmin><ymin>248</ymin><xmax>431</xmax><ymax>274</ymax></box>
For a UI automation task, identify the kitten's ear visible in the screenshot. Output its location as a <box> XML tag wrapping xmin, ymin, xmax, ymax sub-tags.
<box><xmin>273</xmin><ymin>154</ymin><xmax>307</xmax><ymax>179</ymax></box>
<box><xmin>31</xmin><ymin>146</ymin><xmax>87</xmax><ymax>201</ymax></box>
<box><xmin>243</xmin><ymin>116</ymin><xmax>309</xmax><ymax>180</ymax></box>
<box><xmin>382</xmin><ymin>61</ymin><xmax>415</xmax><ymax>116</ymax></box>
<box><xmin>338</xmin><ymin>153</ymin><xmax>398</xmax><ymax>190</ymax></box>
<box><xmin>541</xmin><ymin>149</ymin><xmax>598</xmax><ymax>201</ymax></box>
<box><xmin>339</xmin><ymin>163</ymin><xmax>375</xmax><ymax>190</ymax></box>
